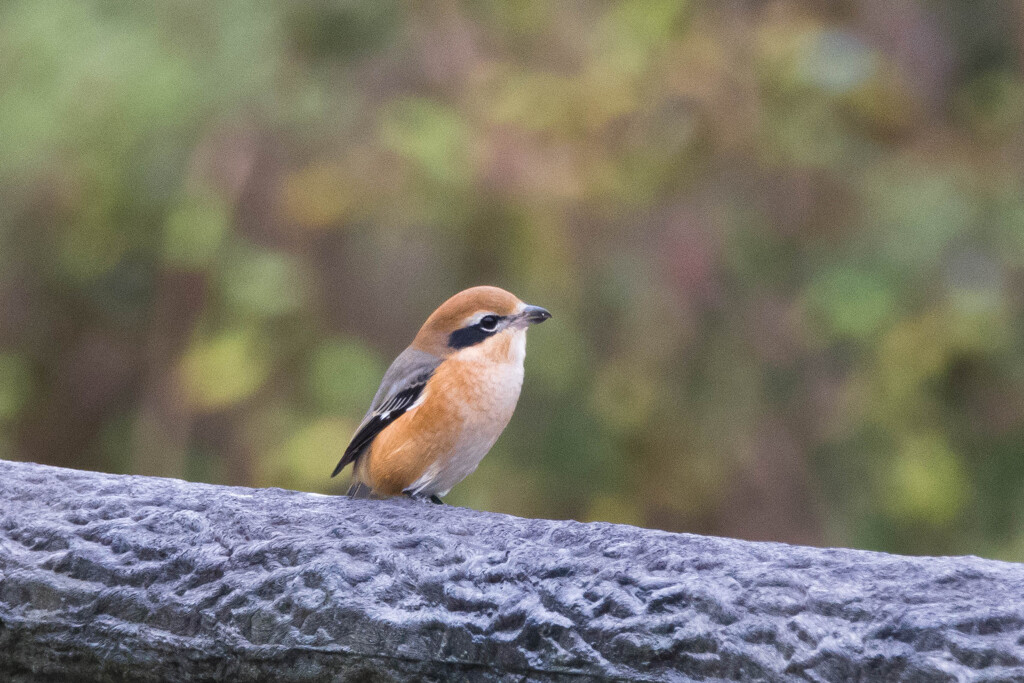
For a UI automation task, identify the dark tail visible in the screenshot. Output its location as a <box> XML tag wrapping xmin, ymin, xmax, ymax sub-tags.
<box><xmin>347</xmin><ymin>481</ymin><xmax>375</xmax><ymax>499</ymax></box>
<box><xmin>330</xmin><ymin>457</ymin><xmax>348</xmax><ymax>478</ymax></box>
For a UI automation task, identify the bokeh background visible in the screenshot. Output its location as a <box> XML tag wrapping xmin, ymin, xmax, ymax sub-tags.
<box><xmin>2</xmin><ymin>1</ymin><xmax>1023</xmax><ymax>559</ymax></box>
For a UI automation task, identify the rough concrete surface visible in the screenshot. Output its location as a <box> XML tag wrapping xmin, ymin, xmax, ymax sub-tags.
<box><xmin>1</xmin><ymin>460</ymin><xmax>1023</xmax><ymax>682</ymax></box>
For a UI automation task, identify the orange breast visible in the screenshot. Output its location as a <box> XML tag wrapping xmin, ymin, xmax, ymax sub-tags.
<box><xmin>359</xmin><ymin>343</ymin><xmax>524</xmax><ymax>496</ymax></box>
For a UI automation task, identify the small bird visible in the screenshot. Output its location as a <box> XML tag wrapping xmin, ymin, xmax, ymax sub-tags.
<box><xmin>331</xmin><ymin>286</ymin><xmax>551</xmax><ymax>502</ymax></box>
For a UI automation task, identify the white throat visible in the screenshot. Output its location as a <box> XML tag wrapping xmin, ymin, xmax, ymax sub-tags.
<box><xmin>453</xmin><ymin>328</ymin><xmax>527</xmax><ymax>367</ymax></box>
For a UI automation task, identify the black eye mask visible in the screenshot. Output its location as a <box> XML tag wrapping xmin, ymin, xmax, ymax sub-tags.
<box><xmin>448</xmin><ymin>316</ymin><xmax>505</xmax><ymax>349</ymax></box>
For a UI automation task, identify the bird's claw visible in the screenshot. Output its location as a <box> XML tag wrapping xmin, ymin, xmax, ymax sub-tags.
<box><xmin>403</xmin><ymin>491</ymin><xmax>445</xmax><ymax>505</ymax></box>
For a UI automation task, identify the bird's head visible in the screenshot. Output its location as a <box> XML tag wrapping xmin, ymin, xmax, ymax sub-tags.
<box><xmin>411</xmin><ymin>286</ymin><xmax>551</xmax><ymax>360</ymax></box>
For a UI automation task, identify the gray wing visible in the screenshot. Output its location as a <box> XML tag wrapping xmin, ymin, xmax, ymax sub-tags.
<box><xmin>330</xmin><ymin>348</ymin><xmax>442</xmax><ymax>477</ymax></box>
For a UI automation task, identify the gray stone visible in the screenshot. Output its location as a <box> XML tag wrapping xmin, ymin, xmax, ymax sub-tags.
<box><xmin>1</xmin><ymin>460</ymin><xmax>1023</xmax><ymax>682</ymax></box>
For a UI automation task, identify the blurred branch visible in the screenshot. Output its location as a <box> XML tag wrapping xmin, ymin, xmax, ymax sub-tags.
<box><xmin>131</xmin><ymin>271</ymin><xmax>208</xmax><ymax>479</ymax></box>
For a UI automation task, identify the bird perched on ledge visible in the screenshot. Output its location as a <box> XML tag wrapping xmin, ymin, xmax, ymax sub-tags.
<box><xmin>331</xmin><ymin>286</ymin><xmax>551</xmax><ymax>503</ymax></box>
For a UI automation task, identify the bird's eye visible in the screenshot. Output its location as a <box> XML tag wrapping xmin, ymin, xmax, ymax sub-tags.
<box><xmin>478</xmin><ymin>315</ymin><xmax>499</xmax><ymax>331</ymax></box>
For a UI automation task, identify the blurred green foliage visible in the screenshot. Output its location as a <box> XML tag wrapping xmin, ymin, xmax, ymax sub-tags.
<box><xmin>1</xmin><ymin>0</ymin><xmax>1023</xmax><ymax>559</ymax></box>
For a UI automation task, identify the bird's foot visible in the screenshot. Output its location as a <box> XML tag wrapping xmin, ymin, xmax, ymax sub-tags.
<box><xmin>403</xmin><ymin>491</ymin><xmax>444</xmax><ymax>505</ymax></box>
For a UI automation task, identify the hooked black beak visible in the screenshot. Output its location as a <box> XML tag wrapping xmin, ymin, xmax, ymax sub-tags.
<box><xmin>521</xmin><ymin>304</ymin><xmax>552</xmax><ymax>325</ymax></box>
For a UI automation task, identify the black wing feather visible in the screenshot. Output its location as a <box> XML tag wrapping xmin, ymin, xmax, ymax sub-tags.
<box><xmin>330</xmin><ymin>372</ymin><xmax>432</xmax><ymax>477</ymax></box>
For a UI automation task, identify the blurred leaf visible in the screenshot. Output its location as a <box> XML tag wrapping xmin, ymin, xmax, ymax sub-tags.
<box><xmin>794</xmin><ymin>30</ymin><xmax>877</xmax><ymax>94</ymax></box>
<box><xmin>486</xmin><ymin>70</ymin><xmax>570</xmax><ymax>130</ymax></box>
<box><xmin>805</xmin><ymin>267</ymin><xmax>896</xmax><ymax>340</ymax></box>
<box><xmin>993</xmin><ymin>190</ymin><xmax>1024</xmax><ymax>257</ymax></box>
<box><xmin>0</xmin><ymin>353</ymin><xmax>32</xmax><ymax>423</ymax></box>
<box><xmin>864</xmin><ymin>165</ymin><xmax>979</xmax><ymax>271</ymax></box>
<box><xmin>279</xmin><ymin>162</ymin><xmax>352</xmax><ymax>229</ymax></box>
<box><xmin>886</xmin><ymin>433</ymin><xmax>967</xmax><ymax>525</ymax></box>
<box><xmin>957</xmin><ymin>70</ymin><xmax>1024</xmax><ymax>140</ymax></box>
<box><xmin>874</xmin><ymin>314</ymin><xmax>952</xmax><ymax>412</ymax></box>
<box><xmin>584</xmin><ymin>495</ymin><xmax>643</xmax><ymax>527</ymax></box>
<box><xmin>57</xmin><ymin>216</ymin><xmax>129</xmax><ymax>282</ymax></box>
<box><xmin>591</xmin><ymin>358</ymin><xmax>657</xmax><ymax>433</ymax></box>
<box><xmin>593</xmin><ymin>0</ymin><xmax>687</xmax><ymax>80</ymax></box>
<box><xmin>263</xmin><ymin>416</ymin><xmax>353</xmax><ymax>491</ymax></box>
<box><xmin>285</xmin><ymin>0</ymin><xmax>401</xmax><ymax>61</ymax></box>
<box><xmin>379</xmin><ymin>98</ymin><xmax>473</xmax><ymax>185</ymax></box>
<box><xmin>179</xmin><ymin>328</ymin><xmax>271</xmax><ymax>411</ymax></box>
<box><xmin>306</xmin><ymin>339</ymin><xmax>385</xmax><ymax>415</ymax></box>
<box><xmin>163</xmin><ymin>192</ymin><xmax>230</xmax><ymax>268</ymax></box>
<box><xmin>221</xmin><ymin>245</ymin><xmax>308</xmax><ymax>318</ymax></box>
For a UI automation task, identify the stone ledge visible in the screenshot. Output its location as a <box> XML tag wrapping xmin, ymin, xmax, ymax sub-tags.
<box><xmin>1</xmin><ymin>460</ymin><xmax>1022</xmax><ymax>682</ymax></box>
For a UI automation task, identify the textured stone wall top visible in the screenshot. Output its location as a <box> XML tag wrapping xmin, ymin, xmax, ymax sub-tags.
<box><xmin>1</xmin><ymin>460</ymin><xmax>1023</xmax><ymax>682</ymax></box>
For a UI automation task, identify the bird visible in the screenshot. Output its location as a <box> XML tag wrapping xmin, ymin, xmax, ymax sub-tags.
<box><xmin>331</xmin><ymin>286</ymin><xmax>551</xmax><ymax>503</ymax></box>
